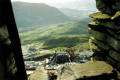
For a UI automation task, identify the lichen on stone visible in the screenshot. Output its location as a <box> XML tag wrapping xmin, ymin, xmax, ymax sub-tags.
<box><xmin>88</xmin><ymin>28</ymin><xmax>92</xmax><ymax>34</ymax></box>
<box><xmin>111</xmin><ymin>11</ymin><xmax>120</xmax><ymax>20</ymax></box>
<box><xmin>107</xmin><ymin>35</ymin><xmax>120</xmax><ymax>51</ymax></box>
<box><xmin>88</xmin><ymin>22</ymin><xmax>98</xmax><ymax>26</ymax></box>
<box><xmin>107</xmin><ymin>29</ymin><xmax>120</xmax><ymax>40</ymax></box>
<box><xmin>89</xmin><ymin>12</ymin><xmax>111</xmax><ymax>20</ymax></box>
<box><xmin>88</xmin><ymin>28</ymin><xmax>107</xmax><ymax>41</ymax></box>
<box><xmin>89</xmin><ymin>38</ymin><xmax>99</xmax><ymax>52</ymax></box>
<box><xmin>90</xmin><ymin>37</ymin><xmax>110</xmax><ymax>51</ymax></box>
<box><xmin>109</xmin><ymin>50</ymin><xmax>120</xmax><ymax>62</ymax></box>
<box><xmin>96</xmin><ymin>21</ymin><xmax>118</xmax><ymax>30</ymax></box>
<box><xmin>88</xmin><ymin>22</ymin><xmax>103</xmax><ymax>30</ymax></box>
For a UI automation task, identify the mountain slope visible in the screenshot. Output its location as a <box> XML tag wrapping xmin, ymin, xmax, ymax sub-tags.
<box><xmin>12</xmin><ymin>2</ymin><xmax>71</xmax><ymax>28</ymax></box>
<box><xmin>20</xmin><ymin>18</ymin><xmax>90</xmax><ymax>45</ymax></box>
<box><xmin>59</xmin><ymin>8</ymin><xmax>94</xmax><ymax>20</ymax></box>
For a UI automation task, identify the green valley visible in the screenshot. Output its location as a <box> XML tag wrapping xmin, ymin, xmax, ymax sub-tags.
<box><xmin>20</xmin><ymin>19</ymin><xmax>90</xmax><ymax>51</ymax></box>
<box><xmin>12</xmin><ymin>2</ymin><xmax>91</xmax><ymax>53</ymax></box>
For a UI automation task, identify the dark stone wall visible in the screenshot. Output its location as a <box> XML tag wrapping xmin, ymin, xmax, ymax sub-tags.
<box><xmin>89</xmin><ymin>0</ymin><xmax>120</xmax><ymax>71</ymax></box>
<box><xmin>0</xmin><ymin>25</ymin><xmax>17</xmax><ymax>80</ymax></box>
<box><xmin>0</xmin><ymin>0</ymin><xmax>27</xmax><ymax>80</ymax></box>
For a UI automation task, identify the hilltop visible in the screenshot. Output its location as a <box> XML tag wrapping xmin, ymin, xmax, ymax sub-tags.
<box><xmin>12</xmin><ymin>2</ymin><xmax>71</xmax><ymax>28</ymax></box>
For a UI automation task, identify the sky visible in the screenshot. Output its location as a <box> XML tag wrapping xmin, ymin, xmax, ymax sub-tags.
<box><xmin>11</xmin><ymin>0</ymin><xmax>89</xmax><ymax>3</ymax></box>
<box><xmin>11</xmin><ymin>0</ymin><xmax>97</xmax><ymax>11</ymax></box>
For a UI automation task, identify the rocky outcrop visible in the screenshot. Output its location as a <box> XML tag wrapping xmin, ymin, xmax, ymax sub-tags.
<box><xmin>89</xmin><ymin>0</ymin><xmax>120</xmax><ymax>71</ymax></box>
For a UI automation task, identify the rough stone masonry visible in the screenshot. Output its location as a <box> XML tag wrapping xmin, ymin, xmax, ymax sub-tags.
<box><xmin>88</xmin><ymin>0</ymin><xmax>120</xmax><ymax>71</ymax></box>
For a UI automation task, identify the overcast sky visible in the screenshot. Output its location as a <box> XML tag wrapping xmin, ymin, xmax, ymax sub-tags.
<box><xmin>11</xmin><ymin>0</ymin><xmax>97</xmax><ymax>11</ymax></box>
<box><xmin>11</xmin><ymin>0</ymin><xmax>92</xmax><ymax>3</ymax></box>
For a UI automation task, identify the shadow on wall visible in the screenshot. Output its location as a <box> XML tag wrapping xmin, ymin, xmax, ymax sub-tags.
<box><xmin>0</xmin><ymin>0</ymin><xmax>27</xmax><ymax>80</ymax></box>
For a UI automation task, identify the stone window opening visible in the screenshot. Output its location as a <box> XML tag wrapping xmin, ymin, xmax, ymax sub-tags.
<box><xmin>0</xmin><ymin>0</ymin><xmax>120</xmax><ymax>80</ymax></box>
<box><xmin>11</xmin><ymin>0</ymin><xmax>95</xmax><ymax>78</ymax></box>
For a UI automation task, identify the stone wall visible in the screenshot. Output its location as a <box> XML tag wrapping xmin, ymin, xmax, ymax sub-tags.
<box><xmin>0</xmin><ymin>25</ymin><xmax>17</xmax><ymax>80</ymax></box>
<box><xmin>0</xmin><ymin>0</ymin><xmax>27</xmax><ymax>79</ymax></box>
<box><xmin>89</xmin><ymin>0</ymin><xmax>120</xmax><ymax>71</ymax></box>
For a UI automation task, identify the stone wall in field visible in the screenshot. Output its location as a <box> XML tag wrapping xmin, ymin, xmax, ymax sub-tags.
<box><xmin>89</xmin><ymin>0</ymin><xmax>120</xmax><ymax>71</ymax></box>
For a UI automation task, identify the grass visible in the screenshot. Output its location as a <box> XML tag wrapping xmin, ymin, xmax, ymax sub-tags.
<box><xmin>41</xmin><ymin>34</ymin><xmax>89</xmax><ymax>49</ymax></box>
<box><xmin>19</xmin><ymin>21</ymin><xmax>89</xmax><ymax>52</ymax></box>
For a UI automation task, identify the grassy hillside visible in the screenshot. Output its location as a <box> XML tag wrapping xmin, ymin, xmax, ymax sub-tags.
<box><xmin>59</xmin><ymin>8</ymin><xmax>91</xmax><ymax>20</ymax></box>
<box><xmin>42</xmin><ymin>35</ymin><xmax>89</xmax><ymax>50</ymax></box>
<box><xmin>20</xmin><ymin>20</ymin><xmax>90</xmax><ymax>50</ymax></box>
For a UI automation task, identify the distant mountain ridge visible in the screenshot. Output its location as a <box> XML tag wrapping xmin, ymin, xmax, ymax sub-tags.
<box><xmin>59</xmin><ymin>8</ymin><xmax>94</xmax><ymax>20</ymax></box>
<box><xmin>12</xmin><ymin>2</ymin><xmax>71</xmax><ymax>28</ymax></box>
<box><xmin>45</xmin><ymin>0</ymin><xmax>97</xmax><ymax>11</ymax></box>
